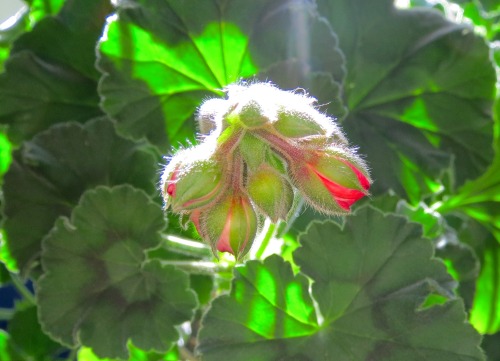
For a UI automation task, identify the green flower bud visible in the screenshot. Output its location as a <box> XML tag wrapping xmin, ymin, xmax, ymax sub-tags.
<box><xmin>198</xmin><ymin>193</ymin><xmax>258</xmax><ymax>260</ymax></box>
<box><xmin>238</xmin><ymin>100</ymin><xmax>269</xmax><ymax>128</ymax></box>
<box><xmin>167</xmin><ymin>160</ymin><xmax>223</xmax><ymax>212</ymax></box>
<box><xmin>246</xmin><ymin>164</ymin><xmax>293</xmax><ymax>222</ymax></box>
<box><xmin>274</xmin><ymin>108</ymin><xmax>326</xmax><ymax>138</ymax></box>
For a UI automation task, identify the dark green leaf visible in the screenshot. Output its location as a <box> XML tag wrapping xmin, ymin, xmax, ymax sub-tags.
<box><xmin>7</xmin><ymin>304</ymin><xmax>64</xmax><ymax>360</ymax></box>
<box><xmin>199</xmin><ymin>207</ymin><xmax>484</xmax><ymax>360</ymax></box>
<box><xmin>0</xmin><ymin>330</ymin><xmax>23</xmax><ymax>361</ymax></box>
<box><xmin>98</xmin><ymin>0</ymin><xmax>344</xmax><ymax>150</ymax></box>
<box><xmin>0</xmin><ymin>129</ymin><xmax>12</xmax><ymax>182</ymax></box>
<box><xmin>435</xmin><ymin>241</ymin><xmax>480</xmax><ymax>311</ymax></box>
<box><xmin>38</xmin><ymin>185</ymin><xmax>198</xmax><ymax>359</ymax></box>
<box><xmin>2</xmin><ymin>117</ymin><xmax>158</xmax><ymax>274</ymax></box>
<box><xmin>0</xmin><ymin>262</ymin><xmax>9</xmax><ymax>284</ymax></box>
<box><xmin>0</xmin><ymin>0</ymin><xmax>111</xmax><ymax>143</ymax></box>
<box><xmin>318</xmin><ymin>0</ymin><xmax>496</xmax><ymax>202</ymax></box>
<box><xmin>481</xmin><ymin>332</ymin><xmax>500</xmax><ymax>361</ymax></box>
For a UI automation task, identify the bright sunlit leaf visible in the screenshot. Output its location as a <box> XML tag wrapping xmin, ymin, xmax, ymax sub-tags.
<box><xmin>198</xmin><ymin>207</ymin><xmax>484</xmax><ymax>360</ymax></box>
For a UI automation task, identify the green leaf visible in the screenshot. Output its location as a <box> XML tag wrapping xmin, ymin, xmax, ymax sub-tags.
<box><xmin>0</xmin><ymin>129</ymin><xmax>12</xmax><ymax>182</ymax></box>
<box><xmin>98</xmin><ymin>0</ymin><xmax>344</xmax><ymax>150</ymax></box>
<box><xmin>78</xmin><ymin>344</ymin><xmax>181</xmax><ymax>361</ymax></box>
<box><xmin>481</xmin><ymin>332</ymin><xmax>500</xmax><ymax>361</ymax></box>
<box><xmin>439</xmin><ymin>151</ymin><xmax>500</xmax><ymax>245</ymax></box>
<box><xmin>197</xmin><ymin>255</ymin><xmax>319</xmax><ymax>359</ymax></box>
<box><xmin>2</xmin><ymin>117</ymin><xmax>158</xmax><ymax>275</ymax></box>
<box><xmin>0</xmin><ymin>262</ymin><xmax>9</xmax><ymax>285</ymax></box>
<box><xmin>435</xmin><ymin>241</ymin><xmax>480</xmax><ymax>312</ymax></box>
<box><xmin>318</xmin><ymin>0</ymin><xmax>496</xmax><ymax>203</ymax></box>
<box><xmin>396</xmin><ymin>201</ymin><xmax>446</xmax><ymax>239</ymax></box>
<box><xmin>0</xmin><ymin>0</ymin><xmax>111</xmax><ymax>143</ymax></box>
<box><xmin>7</xmin><ymin>303</ymin><xmax>64</xmax><ymax>360</ymax></box>
<box><xmin>38</xmin><ymin>185</ymin><xmax>198</xmax><ymax>359</ymax></box>
<box><xmin>25</xmin><ymin>0</ymin><xmax>66</xmax><ymax>24</ymax></box>
<box><xmin>0</xmin><ymin>330</ymin><xmax>23</xmax><ymax>361</ymax></box>
<box><xmin>198</xmin><ymin>207</ymin><xmax>484</xmax><ymax>360</ymax></box>
<box><xmin>469</xmin><ymin>236</ymin><xmax>500</xmax><ymax>334</ymax></box>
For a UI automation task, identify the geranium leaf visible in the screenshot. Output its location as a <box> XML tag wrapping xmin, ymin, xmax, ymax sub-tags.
<box><xmin>469</xmin><ymin>236</ymin><xmax>500</xmax><ymax>334</ymax></box>
<box><xmin>38</xmin><ymin>185</ymin><xmax>198</xmax><ymax>359</ymax></box>
<box><xmin>198</xmin><ymin>207</ymin><xmax>484</xmax><ymax>360</ymax></box>
<box><xmin>318</xmin><ymin>0</ymin><xmax>496</xmax><ymax>202</ymax></box>
<box><xmin>0</xmin><ymin>0</ymin><xmax>111</xmax><ymax>143</ymax></box>
<box><xmin>7</xmin><ymin>304</ymin><xmax>63</xmax><ymax>360</ymax></box>
<box><xmin>25</xmin><ymin>0</ymin><xmax>66</xmax><ymax>25</ymax></box>
<box><xmin>2</xmin><ymin>117</ymin><xmax>157</xmax><ymax>275</ymax></box>
<box><xmin>197</xmin><ymin>254</ymin><xmax>318</xmax><ymax>360</ymax></box>
<box><xmin>98</xmin><ymin>0</ymin><xmax>344</xmax><ymax>150</ymax></box>
<box><xmin>77</xmin><ymin>344</ymin><xmax>180</xmax><ymax>361</ymax></box>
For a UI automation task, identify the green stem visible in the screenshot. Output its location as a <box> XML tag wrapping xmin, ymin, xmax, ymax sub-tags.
<box><xmin>0</xmin><ymin>307</ymin><xmax>15</xmax><ymax>321</ymax></box>
<box><xmin>10</xmin><ymin>272</ymin><xmax>35</xmax><ymax>305</ymax></box>
<box><xmin>162</xmin><ymin>234</ymin><xmax>213</xmax><ymax>259</ymax></box>
<box><xmin>159</xmin><ymin>260</ymin><xmax>230</xmax><ymax>275</ymax></box>
<box><xmin>67</xmin><ymin>347</ymin><xmax>78</xmax><ymax>361</ymax></box>
<box><xmin>254</xmin><ymin>222</ymin><xmax>276</xmax><ymax>260</ymax></box>
<box><xmin>179</xmin><ymin>346</ymin><xmax>199</xmax><ymax>361</ymax></box>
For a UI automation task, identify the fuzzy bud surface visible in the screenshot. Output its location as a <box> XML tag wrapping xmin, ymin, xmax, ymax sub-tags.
<box><xmin>161</xmin><ymin>82</ymin><xmax>372</xmax><ymax>259</ymax></box>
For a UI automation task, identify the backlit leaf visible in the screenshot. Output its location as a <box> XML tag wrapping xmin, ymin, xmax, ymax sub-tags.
<box><xmin>469</xmin><ymin>236</ymin><xmax>500</xmax><ymax>334</ymax></box>
<box><xmin>198</xmin><ymin>255</ymin><xmax>318</xmax><ymax>360</ymax></box>
<box><xmin>198</xmin><ymin>207</ymin><xmax>484</xmax><ymax>360</ymax></box>
<box><xmin>318</xmin><ymin>0</ymin><xmax>496</xmax><ymax>203</ymax></box>
<box><xmin>98</xmin><ymin>0</ymin><xmax>344</xmax><ymax>150</ymax></box>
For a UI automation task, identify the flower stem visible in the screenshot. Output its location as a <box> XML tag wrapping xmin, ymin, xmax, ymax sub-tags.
<box><xmin>161</xmin><ymin>234</ymin><xmax>213</xmax><ymax>259</ymax></box>
<box><xmin>0</xmin><ymin>307</ymin><xmax>14</xmax><ymax>321</ymax></box>
<box><xmin>10</xmin><ymin>272</ymin><xmax>35</xmax><ymax>305</ymax></box>
<box><xmin>159</xmin><ymin>260</ymin><xmax>231</xmax><ymax>275</ymax></box>
<box><xmin>254</xmin><ymin>222</ymin><xmax>276</xmax><ymax>260</ymax></box>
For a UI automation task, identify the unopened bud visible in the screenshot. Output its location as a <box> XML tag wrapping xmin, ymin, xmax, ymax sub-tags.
<box><xmin>237</xmin><ymin>100</ymin><xmax>269</xmax><ymax>128</ymax></box>
<box><xmin>247</xmin><ymin>164</ymin><xmax>293</xmax><ymax>222</ymax></box>
<box><xmin>162</xmin><ymin>158</ymin><xmax>223</xmax><ymax>213</ymax></box>
<box><xmin>199</xmin><ymin>193</ymin><xmax>258</xmax><ymax>259</ymax></box>
<box><xmin>291</xmin><ymin>148</ymin><xmax>371</xmax><ymax>214</ymax></box>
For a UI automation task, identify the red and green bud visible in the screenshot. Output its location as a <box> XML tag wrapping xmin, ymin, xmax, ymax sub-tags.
<box><xmin>162</xmin><ymin>159</ymin><xmax>224</xmax><ymax>213</ymax></box>
<box><xmin>197</xmin><ymin>193</ymin><xmax>258</xmax><ymax>259</ymax></box>
<box><xmin>291</xmin><ymin>148</ymin><xmax>371</xmax><ymax>214</ymax></box>
<box><xmin>246</xmin><ymin>164</ymin><xmax>293</xmax><ymax>222</ymax></box>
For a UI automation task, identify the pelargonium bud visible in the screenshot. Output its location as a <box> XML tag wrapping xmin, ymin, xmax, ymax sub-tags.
<box><xmin>290</xmin><ymin>147</ymin><xmax>371</xmax><ymax>214</ymax></box>
<box><xmin>162</xmin><ymin>160</ymin><xmax>223</xmax><ymax>212</ymax></box>
<box><xmin>161</xmin><ymin>143</ymin><xmax>224</xmax><ymax>213</ymax></box>
<box><xmin>196</xmin><ymin>193</ymin><xmax>258</xmax><ymax>259</ymax></box>
<box><xmin>246</xmin><ymin>164</ymin><xmax>293</xmax><ymax>222</ymax></box>
<box><xmin>237</xmin><ymin>100</ymin><xmax>269</xmax><ymax>129</ymax></box>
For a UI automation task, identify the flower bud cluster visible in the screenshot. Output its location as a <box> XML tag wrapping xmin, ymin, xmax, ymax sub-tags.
<box><xmin>161</xmin><ymin>82</ymin><xmax>371</xmax><ymax>259</ymax></box>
